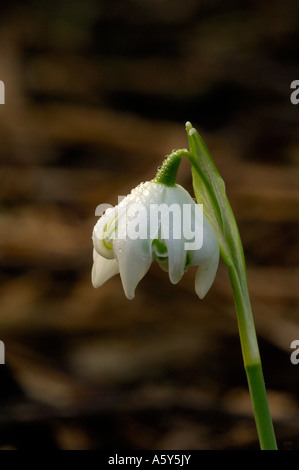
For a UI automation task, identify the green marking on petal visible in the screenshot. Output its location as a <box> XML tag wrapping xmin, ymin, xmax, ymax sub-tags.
<box><xmin>102</xmin><ymin>238</ymin><xmax>113</xmax><ymax>251</ymax></box>
<box><xmin>185</xmin><ymin>252</ymin><xmax>191</xmax><ymax>269</ymax></box>
<box><xmin>152</xmin><ymin>239</ymin><xmax>168</xmax><ymax>256</ymax></box>
<box><xmin>102</xmin><ymin>215</ymin><xmax>118</xmax><ymax>244</ymax></box>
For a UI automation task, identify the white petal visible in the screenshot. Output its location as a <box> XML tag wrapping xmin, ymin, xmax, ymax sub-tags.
<box><xmin>127</xmin><ymin>181</ymin><xmax>166</xmax><ymax>206</ymax></box>
<box><xmin>193</xmin><ymin>216</ymin><xmax>220</xmax><ymax>298</ymax></box>
<box><xmin>92</xmin><ymin>207</ymin><xmax>118</xmax><ymax>259</ymax></box>
<box><xmin>194</xmin><ymin>248</ymin><xmax>219</xmax><ymax>299</ymax></box>
<box><xmin>188</xmin><ymin>215</ymin><xmax>219</xmax><ymax>266</ymax></box>
<box><xmin>112</xmin><ymin>184</ymin><xmax>164</xmax><ymax>299</ymax></box>
<box><xmin>161</xmin><ymin>185</ymin><xmax>191</xmax><ymax>284</ymax></box>
<box><xmin>113</xmin><ymin>237</ymin><xmax>153</xmax><ymax>299</ymax></box>
<box><xmin>165</xmin><ymin>184</ymin><xmax>197</xmax><ymax>206</ymax></box>
<box><xmin>159</xmin><ymin>200</ymin><xmax>186</xmax><ymax>284</ymax></box>
<box><xmin>164</xmin><ymin>237</ymin><xmax>186</xmax><ymax>284</ymax></box>
<box><xmin>92</xmin><ymin>249</ymin><xmax>119</xmax><ymax>288</ymax></box>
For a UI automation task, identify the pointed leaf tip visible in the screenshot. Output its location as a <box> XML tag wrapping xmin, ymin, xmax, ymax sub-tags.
<box><xmin>185</xmin><ymin>121</ymin><xmax>193</xmax><ymax>132</ymax></box>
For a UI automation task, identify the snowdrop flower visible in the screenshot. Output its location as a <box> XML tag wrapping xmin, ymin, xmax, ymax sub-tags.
<box><xmin>92</xmin><ymin>179</ymin><xmax>219</xmax><ymax>300</ymax></box>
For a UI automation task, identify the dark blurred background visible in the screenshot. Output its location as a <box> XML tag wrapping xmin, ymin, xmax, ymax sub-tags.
<box><xmin>0</xmin><ymin>0</ymin><xmax>298</xmax><ymax>450</ymax></box>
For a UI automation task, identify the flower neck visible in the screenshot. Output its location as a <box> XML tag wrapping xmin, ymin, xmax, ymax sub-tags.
<box><xmin>152</xmin><ymin>149</ymin><xmax>186</xmax><ymax>187</ymax></box>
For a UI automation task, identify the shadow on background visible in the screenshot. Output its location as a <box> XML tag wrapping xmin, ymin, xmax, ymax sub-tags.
<box><xmin>0</xmin><ymin>0</ymin><xmax>298</xmax><ymax>450</ymax></box>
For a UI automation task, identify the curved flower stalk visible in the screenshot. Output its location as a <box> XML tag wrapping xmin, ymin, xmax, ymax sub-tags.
<box><xmin>92</xmin><ymin>176</ymin><xmax>219</xmax><ymax>300</ymax></box>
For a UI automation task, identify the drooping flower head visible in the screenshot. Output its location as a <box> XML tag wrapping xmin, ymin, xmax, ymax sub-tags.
<box><xmin>92</xmin><ymin>152</ymin><xmax>219</xmax><ymax>299</ymax></box>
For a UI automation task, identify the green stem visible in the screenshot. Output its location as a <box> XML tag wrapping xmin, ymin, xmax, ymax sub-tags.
<box><xmin>228</xmin><ymin>265</ymin><xmax>277</xmax><ymax>450</ymax></box>
<box><xmin>153</xmin><ymin>149</ymin><xmax>186</xmax><ymax>186</ymax></box>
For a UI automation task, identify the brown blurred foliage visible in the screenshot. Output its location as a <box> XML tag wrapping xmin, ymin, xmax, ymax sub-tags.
<box><xmin>0</xmin><ymin>0</ymin><xmax>298</xmax><ymax>450</ymax></box>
